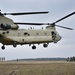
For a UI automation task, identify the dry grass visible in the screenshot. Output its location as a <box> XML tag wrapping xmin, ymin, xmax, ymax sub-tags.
<box><xmin>0</xmin><ymin>61</ymin><xmax>75</xmax><ymax>75</ymax></box>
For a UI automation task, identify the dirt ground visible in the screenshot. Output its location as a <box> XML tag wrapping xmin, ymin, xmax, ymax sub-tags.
<box><xmin>0</xmin><ymin>61</ymin><xmax>75</xmax><ymax>75</ymax></box>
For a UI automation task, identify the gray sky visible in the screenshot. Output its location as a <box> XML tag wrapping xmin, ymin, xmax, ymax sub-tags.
<box><xmin>0</xmin><ymin>0</ymin><xmax>75</xmax><ymax>60</ymax></box>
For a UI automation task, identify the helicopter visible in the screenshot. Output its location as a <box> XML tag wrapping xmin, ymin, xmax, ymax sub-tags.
<box><xmin>0</xmin><ymin>10</ymin><xmax>74</xmax><ymax>50</ymax></box>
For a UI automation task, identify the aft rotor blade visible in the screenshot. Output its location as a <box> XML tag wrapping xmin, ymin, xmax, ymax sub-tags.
<box><xmin>53</xmin><ymin>12</ymin><xmax>75</xmax><ymax>24</ymax></box>
<box><xmin>14</xmin><ymin>22</ymin><xmax>45</xmax><ymax>25</ymax></box>
<box><xmin>4</xmin><ymin>11</ymin><xmax>49</xmax><ymax>15</ymax></box>
<box><xmin>55</xmin><ymin>25</ymin><xmax>73</xmax><ymax>30</ymax></box>
<box><xmin>14</xmin><ymin>22</ymin><xmax>55</xmax><ymax>25</ymax></box>
<box><xmin>14</xmin><ymin>22</ymin><xmax>73</xmax><ymax>30</ymax></box>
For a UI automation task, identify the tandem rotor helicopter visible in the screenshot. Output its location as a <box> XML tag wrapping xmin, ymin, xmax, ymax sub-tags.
<box><xmin>0</xmin><ymin>10</ymin><xmax>75</xmax><ymax>50</ymax></box>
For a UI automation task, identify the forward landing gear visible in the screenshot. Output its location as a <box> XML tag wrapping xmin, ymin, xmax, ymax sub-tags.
<box><xmin>1</xmin><ymin>45</ymin><xmax>5</xmax><ymax>50</ymax></box>
<box><xmin>31</xmin><ymin>43</ymin><xmax>48</xmax><ymax>50</ymax></box>
<box><xmin>43</xmin><ymin>43</ymin><xmax>48</xmax><ymax>48</ymax></box>
<box><xmin>32</xmin><ymin>45</ymin><xmax>36</xmax><ymax>50</ymax></box>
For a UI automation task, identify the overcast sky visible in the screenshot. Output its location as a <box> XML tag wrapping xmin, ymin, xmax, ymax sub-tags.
<box><xmin>0</xmin><ymin>0</ymin><xmax>75</xmax><ymax>60</ymax></box>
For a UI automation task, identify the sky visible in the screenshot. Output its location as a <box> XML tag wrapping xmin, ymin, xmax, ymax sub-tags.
<box><xmin>0</xmin><ymin>0</ymin><xmax>75</xmax><ymax>60</ymax></box>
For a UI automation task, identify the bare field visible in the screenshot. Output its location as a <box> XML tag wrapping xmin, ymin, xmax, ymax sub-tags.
<box><xmin>0</xmin><ymin>61</ymin><xmax>75</xmax><ymax>75</ymax></box>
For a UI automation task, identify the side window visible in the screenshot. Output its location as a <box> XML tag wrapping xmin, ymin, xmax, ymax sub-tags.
<box><xmin>0</xmin><ymin>34</ymin><xmax>3</xmax><ymax>38</ymax></box>
<box><xmin>24</xmin><ymin>32</ymin><xmax>30</xmax><ymax>36</ymax></box>
<box><xmin>24</xmin><ymin>32</ymin><xmax>28</xmax><ymax>35</ymax></box>
<box><xmin>36</xmin><ymin>33</ymin><xmax>39</xmax><ymax>36</ymax></box>
<box><xmin>18</xmin><ymin>33</ymin><xmax>21</xmax><ymax>36</ymax></box>
<box><xmin>44</xmin><ymin>33</ymin><xmax>47</xmax><ymax>36</ymax></box>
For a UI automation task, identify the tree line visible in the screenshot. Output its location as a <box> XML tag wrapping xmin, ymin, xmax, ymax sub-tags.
<box><xmin>67</xmin><ymin>56</ymin><xmax>75</xmax><ymax>62</ymax></box>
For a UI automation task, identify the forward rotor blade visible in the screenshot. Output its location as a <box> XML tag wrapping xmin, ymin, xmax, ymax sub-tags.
<box><xmin>4</xmin><ymin>11</ymin><xmax>49</xmax><ymax>15</ymax></box>
<box><xmin>55</xmin><ymin>25</ymin><xmax>73</xmax><ymax>30</ymax></box>
<box><xmin>53</xmin><ymin>12</ymin><xmax>75</xmax><ymax>24</ymax></box>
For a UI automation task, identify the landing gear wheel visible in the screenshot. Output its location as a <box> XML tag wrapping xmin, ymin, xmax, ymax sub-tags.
<box><xmin>13</xmin><ymin>44</ymin><xmax>17</xmax><ymax>47</ymax></box>
<box><xmin>13</xmin><ymin>42</ymin><xmax>17</xmax><ymax>48</ymax></box>
<box><xmin>32</xmin><ymin>45</ymin><xmax>36</xmax><ymax>50</ymax></box>
<box><xmin>43</xmin><ymin>44</ymin><xmax>48</xmax><ymax>48</ymax></box>
<box><xmin>1</xmin><ymin>45</ymin><xmax>5</xmax><ymax>50</ymax></box>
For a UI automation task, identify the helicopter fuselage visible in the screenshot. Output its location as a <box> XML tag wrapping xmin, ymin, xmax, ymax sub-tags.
<box><xmin>0</xmin><ymin>11</ymin><xmax>74</xmax><ymax>50</ymax></box>
<box><xmin>0</xmin><ymin>29</ymin><xmax>61</xmax><ymax>45</ymax></box>
<box><xmin>0</xmin><ymin>15</ymin><xmax>61</xmax><ymax>50</ymax></box>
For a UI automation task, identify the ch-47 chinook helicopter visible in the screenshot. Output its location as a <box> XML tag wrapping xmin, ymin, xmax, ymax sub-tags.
<box><xmin>0</xmin><ymin>10</ymin><xmax>74</xmax><ymax>50</ymax></box>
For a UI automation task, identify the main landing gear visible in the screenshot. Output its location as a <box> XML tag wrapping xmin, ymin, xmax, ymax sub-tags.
<box><xmin>13</xmin><ymin>41</ymin><xmax>17</xmax><ymax>48</ymax></box>
<box><xmin>1</xmin><ymin>45</ymin><xmax>5</xmax><ymax>50</ymax></box>
<box><xmin>1</xmin><ymin>41</ymin><xmax>17</xmax><ymax>50</ymax></box>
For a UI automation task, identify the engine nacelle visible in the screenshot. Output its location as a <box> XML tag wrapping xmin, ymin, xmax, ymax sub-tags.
<box><xmin>0</xmin><ymin>24</ymin><xmax>19</xmax><ymax>30</ymax></box>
